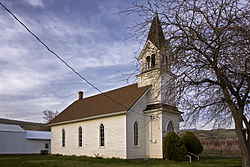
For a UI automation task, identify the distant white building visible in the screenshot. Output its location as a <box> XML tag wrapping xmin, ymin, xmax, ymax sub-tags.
<box><xmin>48</xmin><ymin>14</ymin><xmax>183</xmax><ymax>159</ymax></box>
<box><xmin>0</xmin><ymin>124</ymin><xmax>51</xmax><ymax>154</ymax></box>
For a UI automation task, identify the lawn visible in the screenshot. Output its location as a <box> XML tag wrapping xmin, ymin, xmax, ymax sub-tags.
<box><xmin>0</xmin><ymin>154</ymin><xmax>241</xmax><ymax>167</ymax></box>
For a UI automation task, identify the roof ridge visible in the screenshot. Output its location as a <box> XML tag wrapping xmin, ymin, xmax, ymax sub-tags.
<box><xmin>77</xmin><ymin>83</ymin><xmax>150</xmax><ymax>101</ymax></box>
<box><xmin>48</xmin><ymin>83</ymin><xmax>151</xmax><ymax>125</ymax></box>
<box><xmin>0</xmin><ymin>118</ymin><xmax>45</xmax><ymax>125</ymax></box>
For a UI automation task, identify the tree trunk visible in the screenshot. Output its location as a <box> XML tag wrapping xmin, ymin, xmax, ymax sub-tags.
<box><xmin>238</xmin><ymin>137</ymin><xmax>250</xmax><ymax>166</ymax></box>
<box><xmin>233</xmin><ymin>115</ymin><xmax>250</xmax><ymax>167</ymax></box>
<box><xmin>217</xmin><ymin>72</ymin><xmax>250</xmax><ymax>167</ymax></box>
<box><xmin>242</xmin><ymin>155</ymin><xmax>250</xmax><ymax>167</ymax></box>
<box><xmin>238</xmin><ymin>133</ymin><xmax>250</xmax><ymax>167</ymax></box>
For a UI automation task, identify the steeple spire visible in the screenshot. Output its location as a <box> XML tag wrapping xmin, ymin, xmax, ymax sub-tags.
<box><xmin>147</xmin><ymin>12</ymin><xmax>165</xmax><ymax>50</ymax></box>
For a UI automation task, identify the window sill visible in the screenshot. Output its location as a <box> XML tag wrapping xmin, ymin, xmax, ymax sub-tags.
<box><xmin>133</xmin><ymin>145</ymin><xmax>140</xmax><ymax>148</ymax></box>
<box><xmin>99</xmin><ymin>146</ymin><xmax>106</xmax><ymax>149</ymax></box>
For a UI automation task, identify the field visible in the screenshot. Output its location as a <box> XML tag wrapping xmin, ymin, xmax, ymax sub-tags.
<box><xmin>200</xmin><ymin>139</ymin><xmax>241</xmax><ymax>157</ymax></box>
<box><xmin>180</xmin><ymin>129</ymin><xmax>241</xmax><ymax>158</ymax></box>
<box><xmin>180</xmin><ymin>129</ymin><xmax>237</xmax><ymax>140</ymax></box>
<box><xmin>0</xmin><ymin>154</ymin><xmax>241</xmax><ymax>167</ymax></box>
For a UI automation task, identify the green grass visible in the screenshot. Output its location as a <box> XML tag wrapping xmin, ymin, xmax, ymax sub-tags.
<box><xmin>0</xmin><ymin>154</ymin><xmax>241</xmax><ymax>167</ymax></box>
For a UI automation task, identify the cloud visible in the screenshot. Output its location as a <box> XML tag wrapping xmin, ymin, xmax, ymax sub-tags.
<box><xmin>0</xmin><ymin>1</ymin><xmax>139</xmax><ymax>123</ymax></box>
<box><xmin>0</xmin><ymin>66</ymin><xmax>58</xmax><ymax>96</ymax></box>
<box><xmin>43</xmin><ymin>17</ymin><xmax>96</xmax><ymax>39</ymax></box>
<box><xmin>68</xmin><ymin>41</ymin><xmax>137</xmax><ymax>70</ymax></box>
<box><xmin>23</xmin><ymin>0</ymin><xmax>44</xmax><ymax>7</ymax></box>
<box><xmin>15</xmin><ymin>13</ymin><xmax>138</xmax><ymax>70</ymax></box>
<box><xmin>0</xmin><ymin>95</ymin><xmax>64</xmax><ymax>122</ymax></box>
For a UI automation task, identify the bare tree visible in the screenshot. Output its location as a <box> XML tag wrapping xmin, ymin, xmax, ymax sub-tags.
<box><xmin>123</xmin><ymin>0</ymin><xmax>249</xmax><ymax>166</ymax></box>
<box><xmin>42</xmin><ymin>110</ymin><xmax>59</xmax><ymax>122</ymax></box>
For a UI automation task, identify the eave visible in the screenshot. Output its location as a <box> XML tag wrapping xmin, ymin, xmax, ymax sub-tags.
<box><xmin>47</xmin><ymin>111</ymin><xmax>127</xmax><ymax>127</ymax></box>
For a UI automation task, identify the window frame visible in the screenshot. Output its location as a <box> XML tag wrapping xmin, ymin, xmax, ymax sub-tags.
<box><xmin>134</xmin><ymin>121</ymin><xmax>139</xmax><ymax>146</ymax></box>
<box><xmin>146</xmin><ymin>56</ymin><xmax>151</xmax><ymax>70</ymax></box>
<box><xmin>62</xmin><ymin>129</ymin><xmax>65</xmax><ymax>148</ymax></box>
<box><xmin>165</xmin><ymin>56</ymin><xmax>169</xmax><ymax>69</ymax></box>
<box><xmin>78</xmin><ymin>126</ymin><xmax>83</xmax><ymax>147</ymax></box>
<box><xmin>151</xmin><ymin>54</ymin><xmax>155</xmax><ymax>68</ymax></box>
<box><xmin>167</xmin><ymin>121</ymin><xmax>174</xmax><ymax>133</ymax></box>
<box><xmin>99</xmin><ymin>123</ymin><xmax>105</xmax><ymax>147</ymax></box>
<box><xmin>45</xmin><ymin>143</ymin><xmax>49</xmax><ymax>149</ymax></box>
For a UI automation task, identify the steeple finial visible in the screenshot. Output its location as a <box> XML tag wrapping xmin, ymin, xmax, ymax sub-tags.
<box><xmin>154</xmin><ymin>10</ymin><xmax>158</xmax><ymax>16</ymax></box>
<box><xmin>147</xmin><ymin>12</ymin><xmax>165</xmax><ymax>50</ymax></box>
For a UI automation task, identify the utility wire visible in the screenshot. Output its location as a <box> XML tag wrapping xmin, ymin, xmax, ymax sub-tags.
<box><xmin>0</xmin><ymin>1</ymin><xmax>150</xmax><ymax>117</ymax></box>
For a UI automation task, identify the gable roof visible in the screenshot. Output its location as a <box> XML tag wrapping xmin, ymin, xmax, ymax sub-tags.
<box><xmin>147</xmin><ymin>13</ymin><xmax>166</xmax><ymax>50</ymax></box>
<box><xmin>48</xmin><ymin>83</ymin><xmax>151</xmax><ymax>126</ymax></box>
<box><xmin>0</xmin><ymin>124</ymin><xmax>25</xmax><ymax>133</ymax></box>
<box><xmin>0</xmin><ymin>118</ymin><xmax>50</xmax><ymax>131</ymax></box>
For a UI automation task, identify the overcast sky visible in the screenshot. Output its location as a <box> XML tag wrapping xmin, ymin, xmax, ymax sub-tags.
<box><xmin>0</xmin><ymin>0</ymin><xmax>144</xmax><ymax>123</ymax></box>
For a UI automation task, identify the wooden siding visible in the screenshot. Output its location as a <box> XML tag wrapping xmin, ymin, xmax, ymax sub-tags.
<box><xmin>51</xmin><ymin>114</ymin><xmax>127</xmax><ymax>158</ymax></box>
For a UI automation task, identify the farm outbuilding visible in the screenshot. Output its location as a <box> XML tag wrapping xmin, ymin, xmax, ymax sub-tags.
<box><xmin>0</xmin><ymin>123</ymin><xmax>51</xmax><ymax>154</ymax></box>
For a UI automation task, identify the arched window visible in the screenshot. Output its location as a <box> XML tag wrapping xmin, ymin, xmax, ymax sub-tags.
<box><xmin>146</xmin><ymin>56</ymin><xmax>150</xmax><ymax>70</ymax></box>
<box><xmin>62</xmin><ymin>129</ymin><xmax>65</xmax><ymax>147</ymax></box>
<box><xmin>151</xmin><ymin>54</ymin><xmax>155</xmax><ymax>68</ymax></box>
<box><xmin>162</xmin><ymin>55</ymin><xmax>165</xmax><ymax>64</ymax></box>
<box><xmin>78</xmin><ymin>127</ymin><xmax>82</xmax><ymax>147</ymax></box>
<box><xmin>165</xmin><ymin>56</ymin><xmax>169</xmax><ymax>69</ymax></box>
<box><xmin>100</xmin><ymin>124</ymin><xmax>105</xmax><ymax>146</ymax></box>
<box><xmin>167</xmin><ymin>121</ymin><xmax>174</xmax><ymax>132</ymax></box>
<box><xmin>134</xmin><ymin>121</ymin><xmax>138</xmax><ymax>146</ymax></box>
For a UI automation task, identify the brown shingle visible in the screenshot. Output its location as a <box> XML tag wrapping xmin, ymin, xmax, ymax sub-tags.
<box><xmin>147</xmin><ymin>13</ymin><xmax>166</xmax><ymax>50</ymax></box>
<box><xmin>48</xmin><ymin>84</ymin><xmax>150</xmax><ymax>125</ymax></box>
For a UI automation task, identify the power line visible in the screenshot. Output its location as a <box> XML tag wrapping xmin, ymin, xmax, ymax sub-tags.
<box><xmin>0</xmin><ymin>1</ymin><xmax>150</xmax><ymax>118</ymax></box>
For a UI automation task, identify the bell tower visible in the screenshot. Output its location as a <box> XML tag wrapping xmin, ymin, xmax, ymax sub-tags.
<box><xmin>137</xmin><ymin>13</ymin><xmax>175</xmax><ymax>105</ymax></box>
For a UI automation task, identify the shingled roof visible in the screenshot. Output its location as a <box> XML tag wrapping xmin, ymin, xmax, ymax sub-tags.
<box><xmin>147</xmin><ymin>13</ymin><xmax>166</xmax><ymax>50</ymax></box>
<box><xmin>48</xmin><ymin>84</ymin><xmax>151</xmax><ymax>125</ymax></box>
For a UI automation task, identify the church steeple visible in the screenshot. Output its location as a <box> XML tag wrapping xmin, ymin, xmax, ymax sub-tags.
<box><xmin>147</xmin><ymin>13</ymin><xmax>165</xmax><ymax>50</ymax></box>
<box><xmin>137</xmin><ymin>13</ymin><xmax>174</xmax><ymax>105</ymax></box>
<box><xmin>137</xmin><ymin>13</ymin><xmax>168</xmax><ymax>71</ymax></box>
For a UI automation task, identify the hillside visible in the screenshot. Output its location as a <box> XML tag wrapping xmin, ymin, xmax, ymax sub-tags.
<box><xmin>180</xmin><ymin>129</ymin><xmax>237</xmax><ymax>140</ymax></box>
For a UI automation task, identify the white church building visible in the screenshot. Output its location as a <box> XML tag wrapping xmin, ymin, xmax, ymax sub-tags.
<box><xmin>48</xmin><ymin>14</ymin><xmax>183</xmax><ymax>159</ymax></box>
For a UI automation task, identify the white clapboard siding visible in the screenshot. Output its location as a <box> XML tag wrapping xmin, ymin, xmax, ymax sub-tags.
<box><xmin>51</xmin><ymin>114</ymin><xmax>127</xmax><ymax>158</ymax></box>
